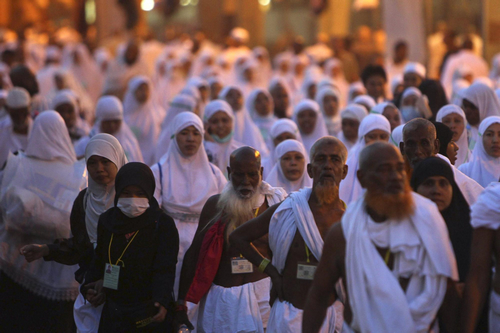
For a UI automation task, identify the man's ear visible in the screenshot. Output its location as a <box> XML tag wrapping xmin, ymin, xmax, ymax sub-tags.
<box><xmin>227</xmin><ymin>166</ymin><xmax>231</xmax><ymax>180</ymax></box>
<box><xmin>357</xmin><ymin>169</ymin><xmax>366</xmax><ymax>189</ymax></box>
<box><xmin>434</xmin><ymin>139</ymin><xmax>440</xmax><ymax>155</ymax></box>
<box><xmin>342</xmin><ymin>164</ymin><xmax>348</xmax><ymax>180</ymax></box>
<box><xmin>399</xmin><ymin>142</ymin><xmax>405</xmax><ymax>156</ymax></box>
<box><xmin>306</xmin><ymin>163</ymin><xmax>312</xmax><ymax>179</ymax></box>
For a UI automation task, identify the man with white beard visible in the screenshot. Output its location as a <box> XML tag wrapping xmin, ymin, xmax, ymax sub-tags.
<box><xmin>230</xmin><ymin>137</ymin><xmax>348</xmax><ymax>332</ymax></box>
<box><xmin>301</xmin><ymin>142</ymin><xmax>459</xmax><ymax>333</ymax></box>
<box><xmin>175</xmin><ymin>146</ymin><xmax>286</xmax><ymax>333</ymax></box>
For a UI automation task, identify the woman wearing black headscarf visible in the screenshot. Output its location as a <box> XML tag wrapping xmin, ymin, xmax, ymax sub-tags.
<box><xmin>433</xmin><ymin>121</ymin><xmax>459</xmax><ymax>165</ymax></box>
<box><xmin>83</xmin><ymin>162</ymin><xmax>179</xmax><ymax>332</ymax></box>
<box><xmin>411</xmin><ymin>157</ymin><xmax>472</xmax><ymax>281</ymax></box>
<box><xmin>419</xmin><ymin>79</ymin><xmax>449</xmax><ymax>120</ymax></box>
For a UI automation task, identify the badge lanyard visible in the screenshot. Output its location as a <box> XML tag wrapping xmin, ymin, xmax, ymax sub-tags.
<box><xmin>108</xmin><ymin>231</ymin><xmax>139</xmax><ymax>267</ymax></box>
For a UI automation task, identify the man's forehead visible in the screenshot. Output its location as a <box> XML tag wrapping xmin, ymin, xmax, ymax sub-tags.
<box><xmin>404</xmin><ymin>126</ymin><xmax>434</xmax><ymax>141</ymax></box>
<box><xmin>371</xmin><ymin>148</ymin><xmax>404</xmax><ymax>166</ymax></box>
<box><xmin>314</xmin><ymin>142</ymin><xmax>343</xmax><ymax>156</ymax></box>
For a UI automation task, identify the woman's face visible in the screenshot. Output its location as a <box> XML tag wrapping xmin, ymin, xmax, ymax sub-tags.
<box><xmin>176</xmin><ymin>125</ymin><xmax>202</xmax><ymax>157</ymax></box>
<box><xmin>382</xmin><ymin>106</ymin><xmax>401</xmax><ymax>131</ymax></box>
<box><xmin>307</xmin><ymin>84</ymin><xmax>317</xmax><ymax>100</ymax></box>
<box><xmin>446</xmin><ymin>140</ymin><xmax>459</xmax><ymax>165</ymax></box>
<box><xmin>210</xmin><ymin>83</ymin><xmax>222</xmax><ymax>100</ymax></box>
<box><xmin>254</xmin><ymin>92</ymin><xmax>271</xmax><ymax>117</ymax></box>
<box><xmin>273</xmin><ymin>132</ymin><xmax>296</xmax><ymax>148</ymax></box>
<box><xmin>341</xmin><ymin>118</ymin><xmax>360</xmax><ymax>141</ymax></box>
<box><xmin>297</xmin><ymin>109</ymin><xmax>317</xmax><ymax>135</ymax></box>
<box><xmin>208</xmin><ymin>111</ymin><xmax>232</xmax><ymax>139</ymax></box>
<box><xmin>280</xmin><ymin>151</ymin><xmax>306</xmax><ymax>182</ymax></box>
<box><xmin>270</xmin><ymin>85</ymin><xmax>290</xmax><ymax>117</ymax></box>
<box><xmin>322</xmin><ymin>94</ymin><xmax>339</xmax><ymax>118</ymax></box>
<box><xmin>119</xmin><ymin>185</ymin><xmax>148</xmax><ymax>199</ymax></box>
<box><xmin>441</xmin><ymin>113</ymin><xmax>465</xmax><ymax>142</ymax></box>
<box><xmin>55</xmin><ymin>103</ymin><xmax>77</xmax><ymax>129</ymax></box>
<box><xmin>364</xmin><ymin>129</ymin><xmax>390</xmax><ymax>145</ymax></box>
<box><xmin>462</xmin><ymin>98</ymin><xmax>480</xmax><ymax>126</ymax></box>
<box><xmin>402</xmin><ymin>95</ymin><xmax>418</xmax><ymax>107</ymax></box>
<box><xmin>100</xmin><ymin>119</ymin><xmax>122</xmax><ymax>135</ymax></box>
<box><xmin>199</xmin><ymin>86</ymin><xmax>209</xmax><ymax>103</ymax></box>
<box><xmin>416</xmin><ymin>176</ymin><xmax>453</xmax><ymax>211</ymax></box>
<box><xmin>87</xmin><ymin>155</ymin><xmax>118</xmax><ymax>185</ymax></box>
<box><xmin>225</xmin><ymin>89</ymin><xmax>243</xmax><ymax>111</ymax></box>
<box><xmin>134</xmin><ymin>82</ymin><xmax>150</xmax><ymax>104</ymax></box>
<box><xmin>483</xmin><ymin>122</ymin><xmax>500</xmax><ymax>158</ymax></box>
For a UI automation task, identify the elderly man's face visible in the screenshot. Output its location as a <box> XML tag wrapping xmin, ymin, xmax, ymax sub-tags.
<box><xmin>361</xmin><ymin>147</ymin><xmax>406</xmax><ymax>195</ymax></box>
<box><xmin>401</xmin><ymin>127</ymin><xmax>438</xmax><ymax>168</ymax></box>
<box><xmin>307</xmin><ymin>142</ymin><xmax>347</xmax><ymax>188</ymax></box>
<box><xmin>228</xmin><ymin>155</ymin><xmax>262</xmax><ymax>199</ymax></box>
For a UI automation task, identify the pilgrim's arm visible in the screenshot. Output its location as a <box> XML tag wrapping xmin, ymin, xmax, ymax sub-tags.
<box><xmin>302</xmin><ymin>223</ymin><xmax>344</xmax><ymax>333</ymax></box>
<box><xmin>458</xmin><ymin>228</ymin><xmax>495</xmax><ymax>333</ymax></box>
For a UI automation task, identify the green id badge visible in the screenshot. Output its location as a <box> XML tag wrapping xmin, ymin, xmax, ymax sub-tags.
<box><xmin>297</xmin><ymin>262</ymin><xmax>317</xmax><ymax>280</ymax></box>
<box><xmin>103</xmin><ymin>263</ymin><xmax>120</xmax><ymax>290</ymax></box>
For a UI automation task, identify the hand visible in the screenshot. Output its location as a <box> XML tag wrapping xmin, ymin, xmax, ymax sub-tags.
<box><xmin>152</xmin><ymin>302</ymin><xmax>167</xmax><ymax>323</ymax></box>
<box><xmin>85</xmin><ymin>280</ymin><xmax>106</xmax><ymax>307</ymax></box>
<box><xmin>174</xmin><ymin>309</ymin><xmax>195</xmax><ymax>331</ymax></box>
<box><xmin>20</xmin><ymin>244</ymin><xmax>49</xmax><ymax>262</ymax></box>
<box><xmin>267</xmin><ymin>265</ymin><xmax>284</xmax><ymax>302</ymax></box>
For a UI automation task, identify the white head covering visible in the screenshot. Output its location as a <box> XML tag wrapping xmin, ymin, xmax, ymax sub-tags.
<box><xmin>462</xmin><ymin>82</ymin><xmax>500</xmax><ymax>124</ymax></box>
<box><xmin>269</xmin><ymin>76</ymin><xmax>293</xmax><ymax>117</ymax></box>
<box><xmin>25</xmin><ymin>111</ymin><xmax>76</xmax><ymax>164</ymax></box>
<box><xmin>403</xmin><ymin>62</ymin><xmax>426</xmax><ymax>78</ymax></box>
<box><xmin>371</xmin><ymin>101</ymin><xmax>404</xmax><ymax>127</ymax></box>
<box><xmin>339</xmin><ymin>114</ymin><xmax>391</xmax><ymax>204</ymax></box>
<box><xmin>401</xmin><ymin>86</ymin><xmax>422</xmax><ymax>100</ymax></box>
<box><xmin>84</xmin><ymin>133</ymin><xmax>127</xmax><ymax>243</ymax></box>
<box><xmin>219</xmin><ymin>85</ymin><xmax>270</xmax><ymax>156</ymax></box>
<box><xmin>246</xmin><ymin>88</ymin><xmax>277</xmax><ymax>146</ymax></box>
<box><xmin>6</xmin><ymin>87</ymin><xmax>30</xmax><ymax>108</ymax></box>
<box><xmin>338</xmin><ymin>103</ymin><xmax>369</xmax><ymax>151</ymax></box>
<box><xmin>390</xmin><ymin>75</ymin><xmax>403</xmax><ymax>95</ymax></box>
<box><xmin>436</xmin><ymin>104</ymin><xmax>471</xmax><ymax>167</ymax></box>
<box><xmin>123</xmin><ymin>75</ymin><xmax>162</xmax><ymax>165</ymax></box>
<box><xmin>157</xmin><ymin>112</ymin><xmax>225</xmax><ymax>214</ymax></box>
<box><xmin>203</xmin><ymin>100</ymin><xmax>243</xmax><ymax>174</ymax></box>
<box><xmin>458</xmin><ymin>116</ymin><xmax>500</xmax><ymax>187</ymax></box>
<box><xmin>51</xmin><ymin>89</ymin><xmax>78</xmax><ymax>111</ymax></box>
<box><xmin>316</xmin><ymin>86</ymin><xmax>341</xmax><ymax>136</ymax></box>
<box><xmin>265</xmin><ymin>139</ymin><xmax>312</xmax><ymax>193</ymax></box>
<box><xmin>293</xmin><ymin>99</ymin><xmax>329</xmax><ymax>154</ymax></box>
<box><xmin>353</xmin><ymin>94</ymin><xmax>376</xmax><ymax>111</ymax></box>
<box><xmin>348</xmin><ymin>82</ymin><xmax>366</xmax><ymax>102</ymax></box>
<box><xmin>230</xmin><ymin>27</ymin><xmax>250</xmax><ymax>43</ymax></box>
<box><xmin>391</xmin><ymin>124</ymin><xmax>405</xmax><ymax>147</ymax></box>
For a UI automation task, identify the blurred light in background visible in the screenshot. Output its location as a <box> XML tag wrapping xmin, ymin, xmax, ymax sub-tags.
<box><xmin>258</xmin><ymin>0</ymin><xmax>271</xmax><ymax>12</ymax></box>
<box><xmin>85</xmin><ymin>0</ymin><xmax>96</xmax><ymax>24</ymax></box>
<box><xmin>141</xmin><ymin>0</ymin><xmax>155</xmax><ymax>11</ymax></box>
<box><xmin>180</xmin><ymin>0</ymin><xmax>190</xmax><ymax>6</ymax></box>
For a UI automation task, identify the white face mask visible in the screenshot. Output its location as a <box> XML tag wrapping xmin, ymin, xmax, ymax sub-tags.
<box><xmin>117</xmin><ymin>197</ymin><xmax>149</xmax><ymax>218</ymax></box>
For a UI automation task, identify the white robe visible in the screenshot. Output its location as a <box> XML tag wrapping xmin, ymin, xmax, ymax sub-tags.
<box><xmin>267</xmin><ymin>188</ymin><xmax>343</xmax><ymax>332</ymax></box>
<box><xmin>342</xmin><ymin>192</ymin><xmax>458</xmax><ymax>333</ymax></box>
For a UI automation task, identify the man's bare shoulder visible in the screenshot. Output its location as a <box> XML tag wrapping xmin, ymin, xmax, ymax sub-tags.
<box><xmin>324</xmin><ymin>221</ymin><xmax>346</xmax><ymax>255</ymax></box>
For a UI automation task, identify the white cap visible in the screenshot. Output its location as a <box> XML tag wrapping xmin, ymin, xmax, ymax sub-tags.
<box><xmin>6</xmin><ymin>87</ymin><xmax>31</xmax><ymax>109</ymax></box>
<box><xmin>230</xmin><ymin>27</ymin><xmax>250</xmax><ymax>43</ymax></box>
<box><xmin>403</xmin><ymin>62</ymin><xmax>426</xmax><ymax>78</ymax></box>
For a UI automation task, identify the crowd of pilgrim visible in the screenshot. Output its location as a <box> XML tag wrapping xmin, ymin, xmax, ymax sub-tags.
<box><xmin>0</xmin><ymin>24</ymin><xmax>498</xmax><ymax>333</ymax></box>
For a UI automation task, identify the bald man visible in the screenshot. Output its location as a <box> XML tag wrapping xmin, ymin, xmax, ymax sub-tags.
<box><xmin>302</xmin><ymin>142</ymin><xmax>459</xmax><ymax>333</ymax></box>
<box><xmin>176</xmin><ymin>147</ymin><xmax>286</xmax><ymax>333</ymax></box>
<box><xmin>230</xmin><ymin>137</ymin><xmax>348</xmax><ymax>332</ymax></box>
<box><xmin>400</xmin><ymin>118</ymin><xmax>483</xmax><ymax>205</ymax></box>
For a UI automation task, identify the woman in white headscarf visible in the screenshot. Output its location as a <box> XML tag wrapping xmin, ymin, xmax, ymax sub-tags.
<box><xmin>339</xmin><ymin>114</ymin><xmax>392</xmax><ymax>204</ymax></box>
<box><xmin>391</xmin><ymin>124</ymin><xmax>405</xmax><ymax>147</ymax></box>
<box><xmin>75</xmin><ymin>96</ymin><xmax>144</xmax><ymax>162</ymax></box>
<box><xmin>234</xmin><ymin>59</ymin><xmax>259</xmax><ymax>100</ymax></box>
<box><xmin>436</xmin><ymin>104</ymin><xmax>471</xmax><ymax>167</ymax></box>
<box><xmin>253</xmin><ymin>46</ymin><xmax>272</xmax><ymax>87</ymax></box>
<box><xmin>337</xmin><ymin>103</ymin><xmax>368</xmax><ymax>152</ymax></box>
<box><xmin>51</xmin><ymin>89</ymin><xmax>91</xmax><ymax>144</ymax></box>
<box><xmin>461</xmin><ymin>82</ymin><xmax>500</xmax><ymax>150</ymax></box>
<box><xmin>20</xmin><ymin>133</ymin><xmax>127</xmax><ymax>333</ymax></box>
<box><xmin>293</xmin><ymin>99</ymin><xmax>329</xmax><ymax>154</ymax></box>
<box><xmin>347</xmin><ymin>81</ymin><xmax>366</xmax><ymax>103</ymax></box>
<box><xmin>294</xmin><ymin>73</ymin><xmax>320</xmax><ymax>105</ymax></box>
<box><xmin>156</xmin><ymin>94</ymin><xmax>198</xmax><ymax>161</ymax></box>
<box><xmin>399</xmin><ymin>87</ymin><xmax>432</xmax><ymax>122</ymax></box>
<box><xmin>219</xmin><ymin>85</ymin><xmax>270</xmax><ymax>157</ymax></box>
<box><xmin>371</xmin><ymin>101</ymin><xmax>403</xmax><ymax>131</ymax></box>
<box><xmin>324</xmin><ymin>58</ymin><xmax>349</xmax><ymax>106</ymax></box>
<box><xmin>204</xmin><ymin>100</ymin><xmax>244</xmax><ymax>177</ymax></box>
<box><xmin>123</xmin><ymin>75</ymin><xmax>163</xmax><ymax>165</ymax></box>
<box><xmin>246</xmin><ymin>88</ymin><xmax>277</xmax><ymax>148</ymax></box>
<box><xmin>152</xmin><ymin>112</ymin><xmax>226</xmax><ymax>299</ymax></box>
<box><xmin>353</xmin><ymin>94</ymin><xmax>376</xmax><ymax>112</ymax></box>
<box><xmin>265</xmin><ymin>139</ymin><xmax>312</xmax><ymax>194</ymax></box>
<box><xmin>0</xmin><ymin>111</ymin><xmax>87</xmax><ymax>332</ymax></box>
<box><xmin>459</xmin><ymin>116</ymin><xmax>500</xmax><ymax>187</ymax></box>
<box><xmin>62</xmin><ymin>43</ymin><xmax>103</xmax><ymax>103</ymax></box>
<box><xmin>186</xmin><ymin>76</ymin><xmax>210</xmax><ymax>118</ymax></box>
<box><xmin>269</xmin><ymin>76</ymin><xmax>293</xmax><ymax>118</ymax></box>
<box><xmin>262</xmin><ymin>118</ymin><xmax>303</xmax><ymax>179</ymax></box>
<box><xmin>316</xmin><ymin>86</ymin><xmax>342</xmax><ymax>136</ymax></box>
